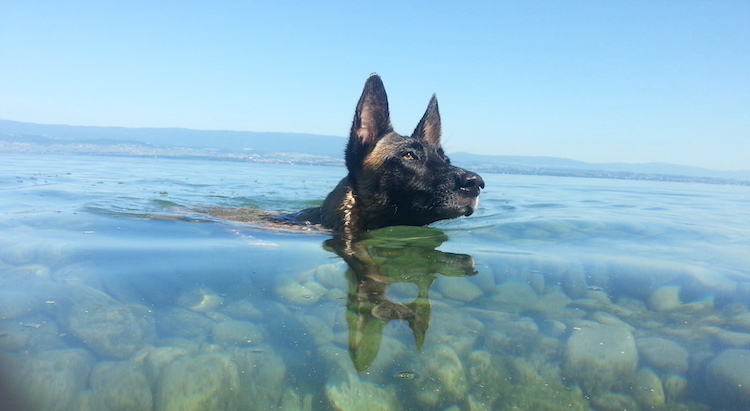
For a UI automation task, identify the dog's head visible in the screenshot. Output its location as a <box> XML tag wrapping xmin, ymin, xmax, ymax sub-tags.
<box><xmin>344</xmin><ymin>74</ymin><xmax>484</xmax><ymax>229</ymax></box>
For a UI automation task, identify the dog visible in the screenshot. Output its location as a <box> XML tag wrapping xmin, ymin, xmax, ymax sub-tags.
<box><xmin>283</xmin><ymin>74</ymin><xmax>484</xmax><ymax>232</ymax></box>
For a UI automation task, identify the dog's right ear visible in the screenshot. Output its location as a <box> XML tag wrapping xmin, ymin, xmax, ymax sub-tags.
<box><xmin>346</xmin><ymin>74</ymin><xmax>394</xmax><ymax>173</ymax></box>
<box><xmin>350</xmin><ymin>74</ymin><xmax>393</xmax><ymax>148</ymax></box>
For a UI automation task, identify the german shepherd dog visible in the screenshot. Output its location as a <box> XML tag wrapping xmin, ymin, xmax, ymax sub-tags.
<box><xmin>286</xmin><ymin>74</ymin><xmax>484</xmax><ymax>232</ymax></box>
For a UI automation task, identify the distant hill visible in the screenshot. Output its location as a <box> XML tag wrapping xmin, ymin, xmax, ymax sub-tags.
<box><xmin>2</xmin><ymin>119</ymin><xmax>748</xmax><ymax>185</ymax></box>
<box><xmin>449</xmin><ymin>152</ymin><xmax>750</xmax><ymax>182</ymax></box>
<box><xmin>0</xmin><ymin>119</ymin><xmax>345</xmax><ymax>156</ymax></box>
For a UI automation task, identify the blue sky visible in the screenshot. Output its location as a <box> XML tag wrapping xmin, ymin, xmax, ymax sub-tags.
<box><xmin>1</xmin><ymin>1</ymin><xmax>748</xmax><ymax>171</ymax></box>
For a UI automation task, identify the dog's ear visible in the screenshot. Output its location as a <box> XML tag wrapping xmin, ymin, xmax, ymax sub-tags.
<box><xmin>350</xmin><ymin>74</ymin><xmax>393</xmax><ymax>147</ymax></box>
<box><xmin>346</xmin><ymin>74</ymin><xmax>393</xmax><ymax>173</ymax></box>
<box><xmin>412</xmin><ymin>94</ymin><xmax>441</xmax><ymax>145</ymax></box>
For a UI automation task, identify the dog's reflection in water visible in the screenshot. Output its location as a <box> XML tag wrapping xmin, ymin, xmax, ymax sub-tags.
<box><xmin>325</xmin><ymin>226</ymin><xmax>476</xmax><ymax>372</ymax></box>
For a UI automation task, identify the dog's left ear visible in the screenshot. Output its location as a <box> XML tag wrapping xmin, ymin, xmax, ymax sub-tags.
<box><xmin>412</xmin><ymin>94</ymin><xmax>441</xmax><ymax>145</ymax></box>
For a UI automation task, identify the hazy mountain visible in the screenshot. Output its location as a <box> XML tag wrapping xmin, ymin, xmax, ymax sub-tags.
<box><xmin>449</xmin><ymin>152</ymin><xmax>750</xmax><ymax>182</ymax></box>
<box><xmin>2</xmin><ymin>119</ymin><xmax>748</xmax><ymax>184</ymax></box>
<box><xmin>0</xmin><ymin>119</ymin><xmax>345</xmax><ymax>156</ymax></box>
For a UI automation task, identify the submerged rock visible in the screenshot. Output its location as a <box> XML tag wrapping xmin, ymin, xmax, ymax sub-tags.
<box><xmin>482</xmin><ymin>281</ymin><xmax>538</xmax><ymax>313</ymax></box>
<box><xmin>229</xmin><ymin>345</ymin><xmax>288</xmax><ymax>406</ymax></box>
<box><xmin>53</xmin><ymin>285</ymin><xmax>145</xmax><ymax>359</ymax></box>
<box><xmin>297</xmin><ymin>314</ymin><xmax>334</xmax><ymax>346</ymax></box>
<box><xmin>143</xmin><ymin>345</ymin><xmax>191</xmax><ymax>383</ymax></box>
<box><xmin>325</xmin><ymin>372</ymin><xmax>397</xmax><ymax>411</ymax></box>
<box><xmin>280</xmin><ymin>388</ymin><xmax>313</xmax><ymax>411</ymax></box>
<box><xmin>706</xmin><ymin>349</ymin><xmax>750</xmax><ymax>410</ymax></box>
<box><xmin>0</xmin><ymin>289</ymin><xmax>39</xmax><ymax>319</ymax></box>
<box><xmin>662</xmin><ymin>373</ymin><xmax>688</xmax><ymax>402</ymax></box>
<box><xmin>632</xmin><ymin>367</ymin><xmax>665</xmax><ymax>408</ymax></box>
<box><xmin>636</xmin><ymin>337</ymin><xmax>689</xmax><ymax>374</ymax></box>
<box><xmin>67</xmin><ymin>390</ymin><xmax>107</xmax><ymax>411</ymax></box>
<box><xmin>411</xmin><ymin>343</ymin><xmax>468</xmax><ymax>406</ymax></box>
<box><xmin>589</xmin><ymin>392</ymin><xmax>639</xmax><ymax>411</ymax></box>
<box><xmin>156</xmin><ymin>306</ymin><xmax>215</xmax><ymax>339</ymax></box>
<box><xmin>564</xmin><ymin>324</ymin><xmax>638</xmax><ymax>394</ymax></box>
<box><xmin>275</xmin><ymin>277</ymin><xmax>326</xmax><ymax>306</ymax></box>
<box><xmin>90</xmin><ymin>361</ymin><xmax>152</xmax><ymax>411</ymax></box>
<box><xmin>222</xmin><ymin>299</ymin><xmax>263</xmax><ymax>321</ymax></box>
<box><xmin>436</xmin><ymin>276</ymin><xmax>483</xmax><ymax>302</ymax></box>
<box><xmin>711</xmin><ymin>327</ymin><xmax>750</xmax><ymax>348</ymax></box>
<box><xmin>17</xmin><ymin>349</ymin><xmax>94</xmax><ymax>411</ymax></box>
<box><xmin>156</xmin><ymin>353</ymin><xmax>241</xmax><ymax>410</ymax></box>
<box><xmin>725</xmin><ymin>311</ymin><xmax>750</xmax><ymax>333</ymax></box>
<box><xmin>465</xmin><ymin>349</ymin><xmax>589</xmax><ymax>411</ymax></box>
<box><xmin>176</xmin><ymin>287</ymin><xmax>224</xmax><ymax>312</ymax></box>
<box><xmin>431</xmin><ymin>310</ymin><xmax>484</xmax><ymax>356</ymax></box>
<box><xmin>648</xmin><ymin>285</ymin><xmax>682</xmax><ymax>312</ymax></box>
<box><xmin>0</xmin><ymin>319</ymin><xmax>31</xmax><ymax>351</ymax></box>
<box><xmin>211</xmin><ymin>319</ymin><xmax>265</xmax><ymax>346</ymax></box>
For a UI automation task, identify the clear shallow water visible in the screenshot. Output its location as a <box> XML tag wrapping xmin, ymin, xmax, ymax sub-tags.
<box><xmin>1</xmin><ymin>153</ymin><xmax>749</xmax><ymax>410</ymax></box>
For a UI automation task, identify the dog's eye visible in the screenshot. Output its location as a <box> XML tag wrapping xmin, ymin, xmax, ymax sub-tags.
<box><xmin>402</xmin><ymin>151</ymin><xmax>416</xmax><ymax>161</ymax></box>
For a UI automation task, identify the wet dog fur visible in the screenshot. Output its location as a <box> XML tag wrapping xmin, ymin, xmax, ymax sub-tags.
<box><xmin>282</xmin><ymin>74</ymin><xmax>484</xmax><ymax>232</ymax></box>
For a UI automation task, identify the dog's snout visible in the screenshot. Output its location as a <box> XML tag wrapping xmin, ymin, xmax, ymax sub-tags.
<box><xmin>459</xmin><ymin>172</ymin><xmax>485</xmax><ymax>195</ymax></box>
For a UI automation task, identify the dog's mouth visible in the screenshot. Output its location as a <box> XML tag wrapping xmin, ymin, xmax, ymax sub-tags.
<box><xmin>448</xmin><ymin>195</ymin><xmax>479</xmax><ymax>218</ymax></box>
<box><xmin>462</xmin><ymin>197</ymin><xmax>479</xmax><ymax>216</ymax></box>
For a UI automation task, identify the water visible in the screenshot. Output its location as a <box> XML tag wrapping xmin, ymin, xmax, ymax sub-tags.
<box><xmin>1</xmin><ymin>152</ymin><xmax>749</xmax><ymax>410</ymax></box>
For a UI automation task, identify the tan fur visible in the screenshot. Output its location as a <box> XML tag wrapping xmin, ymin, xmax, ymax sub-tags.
<box><xmin>362</xmin><ymin>132</ymin><xmax>398</xmax><ymax>171</ymax></box>
<box><xmin>342</xmin><ymin>187</ymin><xmax>357</xmax><ymax>232</ymax></box>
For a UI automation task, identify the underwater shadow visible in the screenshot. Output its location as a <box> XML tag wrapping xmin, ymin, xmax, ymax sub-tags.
<box><xmin>324</xmin><ymin>226</ymin><xmax>476</xmax><ymax>372</ymax></box>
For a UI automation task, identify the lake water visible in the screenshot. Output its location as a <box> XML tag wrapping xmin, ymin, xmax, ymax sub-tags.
<box><xmin>1</xmin><ymin>152</ymin><xmax>749</xmax><ymax>410</ymax></box>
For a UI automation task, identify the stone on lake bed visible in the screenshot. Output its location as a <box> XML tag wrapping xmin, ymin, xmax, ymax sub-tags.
<box><xmin>662</xmin><ymin>373</ymin><xmax>688</xmax><ymax>402</ymax></box>
<box><xmin>15</xmin><ymin>348</ymin><xmax>94</xmax><ymax>411</ymax></box>
<box><xmin>632</xmin><ymin>367</ymin><xmax>665</xmax><ymax>408</ymax></box>
<box><xmin>176</xmin><ymin>287</ymin><xmax>224</xmax><ymax>312</ymax></box>
<box><xmin>706</xmin><ymin>349</ymin><xmax>750</xmax><ymax>409</ymax></box>
<box><xmin>67</xmin><ymin>389</ymin><xmax>107</xmax><ymax>411</ymax></box>
<box><xmin>410</xmin><ymin>343</ymin><xmax>468</xmax><ymax>406</ymax></box>
<box><xmin>314</xmin><ymin>263</ymin><xmax>347</xmax><ymax>289</ymax></box>
<box><xmin>636</xmin><ymin>337</ymin><xmax>689</xmax><ymax>374</ymax></box>
<box><xmin>212</xmin><ymin>319</ymin><xmax>265</xmax><ymax>346</ymax></box>
<box><xmin>726</xmin><ymin>311</ymin><xmax>750</xmax><ymax>333</ymax></box>
<box><xmin>647</xmin><ymin>285</ymin><xmax>682</xmax><ymax>312</ymax></box>
<box><xmin>0</xmin><ymin>320</ymin><xmax>31</xmax><ymax>351</ymax></box>
<box><xmin>436</xmin><ymin>276</ymin><xmax>483</xmax><ymax>301</ymax></box>
<box><xmin>297</xmin><ymin>314</ymin><xmax>334</xmax><ymax>346</ymax></box>
<box><xmin>143</xmin><ymin>345</ymin><xmax>191</xmax><ymax>383</ymax></box>
<box><xmin>156</xmin><ymin>353</ymin><xmax>241</xmax><ymax>410</ymax></box>
<box><xmin>4</xmin><ymin>264</ymin><xmax>51</xmax><ymax>282</ymax></box>
<box><xmin>325</xmin><ymin>372</ymin><xmax>397</xmax><ymax>411</ymax></box>
<box><xmin>156</xmin><ymin>307</ymin><xmax>215</xmax><ymax>339</ymax></box>
<box><xmin>90</xmin><ymin>361</ymin><xmax>152</xmax><ymax>411</ymax></box>
<box><xmin>222</xmin><ymin>299</ymin><xmax>263</xmax><ymax>320</ymax></box>
<box><xmin>564</xmin><ymin>324</ymin><xmax>638</xmax><ymax>394</ymax></box>
<box><xmin>482</xmin><ymin>281</ymin><xmax>538</xmax><ymax>313</ymax></box>
<box><xmin>275</xmin><ymin>278</ymin><xmax>326</xmax><ymax>305</ymax></box>
<box><xmin>0</xmin><ymin>289</ymin><xmax>39</xmax><ymax>319</ymax></box>
<box><xmin>53</xmin><ymin>285</ymin><xmax>145</xmax><ymax>359</ymax></box>
<box><xmin>712</xmin><ymin>328</ymin><xmax>750</xmax><ymax>348</ymax></box>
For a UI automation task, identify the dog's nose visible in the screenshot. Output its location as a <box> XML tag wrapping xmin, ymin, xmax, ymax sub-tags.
<box><xmin>459</xmin><ymin>172</ymin><xmax>485</xmax><ymax>195</ymax></box>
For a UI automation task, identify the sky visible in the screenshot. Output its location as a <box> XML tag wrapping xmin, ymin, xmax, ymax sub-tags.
<box><xmin>1</xmin><ymin>1</ymin><xmax>748</xmax><ymax>171</ymax></box>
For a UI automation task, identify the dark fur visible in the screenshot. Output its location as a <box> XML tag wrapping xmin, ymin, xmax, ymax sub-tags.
<box><xmin>286</xmin><ymin>74</ymin><xmax>484</xmax><ymax>232</ymax></box>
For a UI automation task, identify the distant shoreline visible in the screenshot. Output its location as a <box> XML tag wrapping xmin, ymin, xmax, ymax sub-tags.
<box><xmin>3</xmin><ymin>139</ymin><xmax>748</xmax><ymax>187</ymax></box>
<box><xmin>2</xmin><ymin>119</ymin><xmax>748</xmax><ymax>186</ymax></box>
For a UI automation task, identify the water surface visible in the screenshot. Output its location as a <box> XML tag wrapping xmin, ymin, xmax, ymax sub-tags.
<box><xmin>1</xmin><ymin>153</ymin><xmax>749</xmax><ymax>410</ymax></box>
